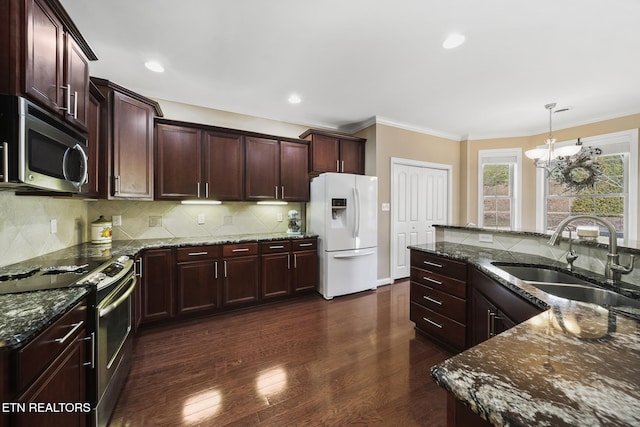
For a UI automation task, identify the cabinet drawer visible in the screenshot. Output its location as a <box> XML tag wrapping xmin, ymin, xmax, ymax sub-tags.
<box><xmin>410</xmin><ymin>251</ymin><xmax>466</xmax><ymax>281</ymax></box>
<box><xmin>292</xmin><ymin>239</ymin><xmax>317</xmax><ymax>252</ymax></box>
<box><xmin>260</xmin><ymin>241</ymin><xmax>292</xmax><ymax>254</ymax></box>
<box><xmin>15</xmin><ymin>299</ymin><xmax>87</xmax><ymax>392</ymax></box>
<box><xmin>410</xmin><ymin>282</ymin><xmax>466</xmax><ymax>324</ymax></box>
<box><xmin>223</xmin><ymin>242</ymin><xmax>259</xmax><ymax>257</ymax></box>
<box><xmin>410</xmin><ymin>302</ymin><xmax>466</xmax><ymax>350</ymax></box>
<box><xmin>176</xmin><ymin>245</ymin><xmax>221</xmax><ymax>262</ymax></box>
<box><xmin>410</xmin><ymin>267</ymin><xmax>466</xmax><ymax>299</ymax></box>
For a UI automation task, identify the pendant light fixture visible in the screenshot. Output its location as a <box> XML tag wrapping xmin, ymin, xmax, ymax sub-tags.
<box><xmin>525</xmin><ymin>103</ymin><xmax>581</xmax><ymax>168</ymax></box>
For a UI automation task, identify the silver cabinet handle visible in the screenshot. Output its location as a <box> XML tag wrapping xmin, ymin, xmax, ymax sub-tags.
<box><xmin>232</xmin><ymin>248</ymin><xmax>249</xmax><ymax>252</ymax></box>
<box><xmin>214</xmin><ymin>261</ymin><xmax>218</xmax><ymax>279</ymax></box>
<box><xmin>423</xmin><ymin>295</ymin><xmax>443</xmax><ymax>306</ymax></box>
<box><xmin>135</xmin><ymin>258</ymin><xmax>143</xmax><ymax>277</ymax></box>
<box><xmin>275</xmin><ymin>186</ymin><xmax>278</xmax><ymax>199</ymax></box>
<box><xmin>82</xmin><ymin>332</ymin><xmax>95</xmax><ymax>368</ymax></box>
<box><xmin>423</xmin><ymin>318</ymin><xmax>443</xmax><ymax>329</ymax></box>
<box><xmin>54</xmin><ymin>321</ymin><xmax>84</xmax><ymax>345</ymax></box>
<box><xmin>114</xmin><ymin>175</ymin><xmax>121</xmax><ymax>194</ymax></box>
<box><xmin>299</xmin><ymin>243</ymin><xmax>313</xmax><ymax>247</ymax></box>
<box><xmin>188</xmin><ymin>251</ymin><xmax>208</xmax><ymax>256</ymax></box>
<box><xmin>58</xmin><ymin>84</ymin><xmax>71</xmax><ymax>112</ymax></box>
<box><xmin>336</xmin><ymin>160</ymin><xmax>340</xmax><ymax>172</ymax></box>
<box><xmin>287</xmin><ymin>253</ymin><xmax>290</xmax><ymax>269</ymax></box>
<box><xmin>197</xmin><ymin>182</ymin><xmax>201</xmax><ymax>198</ymax></box>
<box><xmin>423</xmin><ymin>276</ymin><xmax>442</xmax><ymax>286</ymax></box>
<box><xmin>341</xmin><ymin>160</ymin><xmax>344</xmax><ymax>172</ymax></box>
<box><xmin>270</xmin><ymin>245</ymin><xmax>284</xmax><ymax>249</ymax></box>
<box><xmin>224</xmin><ymin>260</ymin><xmax>228</xmax><ymax>278</ymax></box>
<box><xmin>281</xmin><ymin>186</ymin><xmax>285</xmax><ymax>199</ymax></box>
<box><xmin>294</xmin><ymin>253</ymin><xmax>297</xmax><ymax>269</ymax></box>
<box><xmin>73</xmin><ymin>90</ymin><xmax>78</xmax><ymax>119</ymax></box>
<box><xmin>205</xmin><ymin>182</ymin><xmax>209</xmax><ymax>198</ymax></box>
<box><xmin>423</xmin><ymin>260</ymin><xmax>443</xmax><ymax>268</ymax></box>
<box><xmin>1</xmin><ymin>142</ymin><xmax>8</xmax><ymax>182</ymax></box>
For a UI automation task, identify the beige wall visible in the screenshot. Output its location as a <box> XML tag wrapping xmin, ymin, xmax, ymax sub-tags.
<box><xmin>463</xmin><ymin>114</ymin><xmax>640</xmax><ymax>231</ymax></box>
<box><xmin>372</xmin><ymin>124</ymin><xmax>461</xmax><ymax>282</ymax></box>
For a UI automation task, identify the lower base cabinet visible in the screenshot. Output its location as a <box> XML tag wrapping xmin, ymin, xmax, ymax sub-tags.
<box><xmin>222</xmin><ymin>243</ymin><xmax>260</xmax><ymax>307</ymax></box>
<box><xmin>175</xmin><ymin>246</ymin><xmax>221</xmax><ymax>316</ymax></box>
<box><xmin>138</xmin><ymin>248</ymin><xmax>175</xmax><ymax>324</ymax></box>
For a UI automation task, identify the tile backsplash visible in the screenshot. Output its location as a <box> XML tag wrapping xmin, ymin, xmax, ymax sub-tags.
<box><xmin>0</xmin><ymin>192</ymin><xmax>304</xmax><ymax>267</ymax></box>
<box><xmin>0</xmin><ymin>192</ymin><xmax>89</xmax><ymax>267</ymax></box>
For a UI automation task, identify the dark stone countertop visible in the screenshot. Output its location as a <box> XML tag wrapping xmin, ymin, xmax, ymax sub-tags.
<box><xmin>409</xmin><ymin>242</ymin><xmax>640</xmax><ymax>427</ymax></box>
<box><xmin>0</xmin><ymin>233</ymin><xmax>317</xmax><ymax>352</ymax></box>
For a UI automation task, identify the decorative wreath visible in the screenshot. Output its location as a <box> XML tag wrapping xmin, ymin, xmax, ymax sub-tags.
<box><xmin>551</xmin><ymin>147</ymin><xmax>602</xmax><ymax>192</ymax></box>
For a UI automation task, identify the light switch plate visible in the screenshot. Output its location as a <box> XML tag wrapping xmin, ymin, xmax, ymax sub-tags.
<box><xmin>197</xmin><ymin>214</ymin><xmax>205</xmax><ymax>225</ymax></box>
<box><xmin>112</xmin><ymin>215</ymin><xmax>122</xmax><ymax>226</ymax></box>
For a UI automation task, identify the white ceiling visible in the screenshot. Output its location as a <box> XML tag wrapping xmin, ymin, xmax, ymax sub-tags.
<box><xmin>60</xmin><ymin>0</ymin><xmax>640</xmax><ymax>140</ymax></box>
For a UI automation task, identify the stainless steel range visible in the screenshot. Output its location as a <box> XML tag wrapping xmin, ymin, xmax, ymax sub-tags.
<box><xmin>77</xmin><ymin>255</ymin><xmax>136</xmax><ymax>427</ymax></box>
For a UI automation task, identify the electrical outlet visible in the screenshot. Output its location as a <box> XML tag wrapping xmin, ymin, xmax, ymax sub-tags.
<box><xmin>112</xmin><ymin>215</ymin><xmax>122</xmax><ymax>226</ymax></box>
<box><xmin>276</xmin><ymin>213</ymin><xmax>283</xmax><ymax>222</ymax></box>
<box><xmin>478</xmin><ymin>233</ymin><xmax>494</xmax><ymax>243</ymax></box>
<box><xmin>197</xmin><ymin>213</ymin><xmax>205</xmax><ymax>224</ymax></box>
<box><xmin>50</xmin><ymin>219</ymin><xmax>57</xmax><ymax>234</ymax></box>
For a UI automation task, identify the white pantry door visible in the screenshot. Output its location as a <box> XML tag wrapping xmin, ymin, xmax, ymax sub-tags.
<box><xmin>392</xmin><ymin>161</ymin><xmax>449</xmax><ymax>280</ymax></box>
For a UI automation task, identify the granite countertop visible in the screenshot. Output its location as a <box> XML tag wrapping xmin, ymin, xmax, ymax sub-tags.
<box><xmin>0</xmin><ymin>233</ymin><xmax>317</xmax><ymax>352</ymax></box>
<box><xmin>410</xmin><ymin>242</ymin><xmax>640</xmax><ymax>427</ymax></box>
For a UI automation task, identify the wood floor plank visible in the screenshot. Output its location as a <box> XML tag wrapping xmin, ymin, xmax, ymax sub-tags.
<box><xmin>108</xmin><ymin>280</ymin><xmax>452</xmax><ymax>426</ymax></box>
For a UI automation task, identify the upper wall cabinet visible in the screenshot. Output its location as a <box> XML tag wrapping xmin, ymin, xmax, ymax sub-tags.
<box><xmin>245</xmin><ymin>137</ymin><xmax>309</xmax><ymax>202</ymax></box>
<box><xmin>92</xmin><ymin>77</ymin><xmax>163</xmax><ymax>200</ymax></box>
<box><xmin>155</xmin><ymin>121</ymin><xmax>244</xmax><ymax>201</ymax></box>
<box><xmin>300</xmin><ymin>129</ymin><xmax>366</xmax><ymax>175</ymax></box>
<box><xmin>0</xmin><ymin>0</ymin><xmax>97</xmax><ymax>132</ymax></box>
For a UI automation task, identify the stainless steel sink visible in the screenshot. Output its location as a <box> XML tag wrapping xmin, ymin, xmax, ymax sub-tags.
<box><xmin>492</xmin><ymin>264</ymin><xmax>592</xmax><ymax>286</ymax></box>
<box><xmin>532</xmin><ymin>283</ymin><xmax>640</xmax><ymax>309</ymax></box>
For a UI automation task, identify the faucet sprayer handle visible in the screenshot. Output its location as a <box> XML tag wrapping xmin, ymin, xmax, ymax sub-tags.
<box><xmin>611</xmin><ymin>254</ymin><xmax>635</xmax><ymax>275</ymax></box>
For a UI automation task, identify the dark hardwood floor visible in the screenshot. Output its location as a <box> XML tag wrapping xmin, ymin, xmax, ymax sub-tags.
<box><xmin>108</xmin><ymin>280</ymin><xmax>452</xmax><ymax>426</ymax></box>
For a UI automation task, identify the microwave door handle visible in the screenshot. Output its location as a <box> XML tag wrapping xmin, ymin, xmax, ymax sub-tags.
<box><xmin>0</xmin><ymin>142</ymin><xmax>7</xmax><ymax>183</ymax></box>
<box><xmin>63</xmin><ymin>144</ymin><xmax>89</xmax><ymax>191</ymax></box>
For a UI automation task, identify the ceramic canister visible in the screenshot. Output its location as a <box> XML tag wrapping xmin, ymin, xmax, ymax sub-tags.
<box><xmin>91</xmin><ymin>215</ymin><xmax>113</xmax><ymax>244</ymax></box>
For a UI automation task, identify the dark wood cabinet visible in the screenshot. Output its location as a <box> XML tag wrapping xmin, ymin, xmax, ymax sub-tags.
<box><xmin>0</xmin><ymin>0</ymin><xmax>96</xmax><ymax>132</ymax></box>
<box><xmin>409</xmin><ymin>250</ymin><xmax>468</xmax><ymax>352</ymax></box>
<box><xmin>155</xmin><ymin>122</ymin><xmax>244</xmax><ymax>201</ymax></box>
<box><xmin>261</xmin><ymin>241</ymin><xmax>292</xmax><ymax>299</ymax></box>
<box><xmin>92</xmin><ymin>78</ymin><xmax>161</xmax><ymax>200</ymax></box>
<box><xmin>203</xmin><ymin>130</ymin><xmax>244</xmax><ymax>200</ymax></box>
<box><xmin>175</xmin><ymin>246</ymin><xmax>221</xmax><ymax>316</ymax></box>
<box><xmin>82</xmin><ymin>81</ymin><xmax>103</xmax><ymax>197</ymax></box>
<box><xmin>139</xmin><ymin>248</ymin><xmax>175</xmax><ymax>324</ymax></box>
<box><xmin>469</xmin><ymin>268</ymin><xmax>542</xmax><ymax>347</ymax></box>
<box><xmin>222</xmin><ymin>243</ymin><xmax>260</xmax><ymax>307</ymax></box>
<box><xmin>245</xmin><ymin>137</ymin><xmax>309</xmax><ymax>201</ymax></box>
<box><xmin>2</xmin><ymin>299</ymin><xmax>90</xmax><ymax>427</ymax></box>
<box><xmin>291</xmin><ymin>239</ymin><xmax>318</xmax><ymax>293</ymax></box>
<box><xmin>300</xmin><ymin>129</ymin><xmax>366</xmax><ymax>175</ymax></box>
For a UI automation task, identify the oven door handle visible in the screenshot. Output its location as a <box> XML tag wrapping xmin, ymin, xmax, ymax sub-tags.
<box><xmin>99</xmin><ymin>276</ymin><xmax>136</xmax><ymax>318</ymax></box>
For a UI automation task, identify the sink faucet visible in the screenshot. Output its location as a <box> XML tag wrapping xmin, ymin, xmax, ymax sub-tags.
<box><xmin>565</xmin><ymin>227</ymin><xmax>579</xmax><ymax>271</ymax></box>
<box><xmin>548</xmin><ymin>215</ymin><xmax>635</xmax><ymax>284</ymax></box>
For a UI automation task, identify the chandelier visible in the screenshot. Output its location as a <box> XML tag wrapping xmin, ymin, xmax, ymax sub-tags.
<box><xmin>525</xmin><ymin>103</ymin><xmax>581</xmax><ymax>168</ymax></box>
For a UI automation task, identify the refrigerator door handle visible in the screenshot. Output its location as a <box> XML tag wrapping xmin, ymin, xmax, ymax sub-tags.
<box><xmin>333</xmin><ymin>250</ymin><xmax>375</xmax><ymax>259</ymax></box>
<box><xmin>354</xmin><ymin>187</ymin><xmax>360</xmax><ymax>237</ymax></box>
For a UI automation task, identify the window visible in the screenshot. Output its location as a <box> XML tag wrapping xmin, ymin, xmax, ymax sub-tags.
<box><xmin>478</xmin><ymin>149</ymin><xmax>522</xmax><ymax>230</ymax></box>
<box><xmin>536</xmin><ymin>130</ymin><xmax>638</xmax><ymax>239</ymax></box>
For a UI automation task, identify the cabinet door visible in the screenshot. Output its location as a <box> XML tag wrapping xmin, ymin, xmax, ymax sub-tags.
<box><xmin>25</xmin><ymin>0</ymin><xmax>64</xmax><ymax>111</ymax></box>
<box><xmin>156</xmin><ymin>124</ymin><xmax>201</xmax><ymax>199</ymax></box>
<box><xmin>292</xmin><ymin>250</ymin><xmax>318</xmax><ymax>293</ymax></box>
<box><xmin>470</xmin><ymin>288</ymin><xmax>495</xmax><ymax>346</ymax></box>
<box><xmin>203</xmin><ymin>131</ymin><xmax>243</xmax><ymax>200</ymax></box>
<box><xmin>83</xmin><ymin>91</ymin><xmax>101</xmax><ymax>196</ymax></box>
<box><xmin>340</xmin><ymin>138</ymin><xmax>365</xmax><ymax>175</ymax></box>
<box><xmin>280</xmin><ymin>141</ymin><xmax>309</xmax><ymax>201</ymax></box>
<box><xmin>64</xmin><ymin>35</ymin><xmax>90</xmax><ymax>131</ymax></box>
<box><xmin>112</xmin><ymin>91</ymin><xmax>155</xmax><ymax>199</ymax></box>
<box><xmin>245</xmin><ymin>137</ymin><xmax>280</xmax><ymax>200</ymax></box>
<box><xmin>310</xmin><ymin>134</ymin><xmax>340</xmax><ymax>174</ymax></box>
<box><xmin>222</xmin><ymin>256</ymin><xmax>259</xmax><ymax>306</ymax></box>
<box><xmin>176</xmin><ymin>260</ymin><xmax>220</xmax><ymax>316</ymax></box>
<box><xmin>15</xmin><ymin>330</ymin><xmax>87</xmax><ymax>427</ymax></box>
<box><xmin>140</xmin><ymin>249</ymin><xmax>174</xmax><ymax>324</ymax></box>
<box><xmin>261</xmin><ymin>253</ymin><xmax>291</xmax><ymax>299</ymax></box>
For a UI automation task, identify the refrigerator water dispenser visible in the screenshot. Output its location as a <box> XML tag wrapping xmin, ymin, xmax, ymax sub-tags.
<box><xmin>331</xmin><ymin>198</ymin><xmax>347</xmax><ymax>225</ymax></box>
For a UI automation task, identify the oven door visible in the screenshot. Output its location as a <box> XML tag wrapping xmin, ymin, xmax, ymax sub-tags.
<box><xmin>95</xmin><ymin>270</ymin><xmax>136</xmax><ymax>427</ymax></box>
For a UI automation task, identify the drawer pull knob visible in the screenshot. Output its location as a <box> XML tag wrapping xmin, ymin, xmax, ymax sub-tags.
<box><xmin>423</xmin><ymin>260</ymin><xmax>443</xmax><ymax>268</ymax></box>
<box><xmin>424</xmin><ymin>277</ymin><xmax>443</xmax><ymax>285</ymax></box>
<box><xmin>423</xmin><ymin>295</ymin><xmax>443</xmax><ymax>306</ymax></box>
<box><xmin>423</xmin><ymin>318</ymin><xmax>443</xmax><ymax>329</ymax></box>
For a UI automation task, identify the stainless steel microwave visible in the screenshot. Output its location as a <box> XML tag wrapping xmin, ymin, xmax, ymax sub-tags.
<box><xmin>0</xmin><ymin>95</ymin><xmax>88</xmax><ymax>193</ymax></box>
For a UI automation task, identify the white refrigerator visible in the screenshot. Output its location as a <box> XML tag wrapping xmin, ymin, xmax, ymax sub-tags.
<box><xmin>308</xmin><ymin>173</ymin><xmax>378</xmax><ymax>299</ymax></box>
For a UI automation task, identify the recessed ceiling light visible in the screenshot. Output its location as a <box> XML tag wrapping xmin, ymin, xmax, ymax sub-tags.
<box><xmin>144</xmin><ymin>61</ymin><xmax>165</xmax><ymax>73</ymax></box>
<box><xmin>442</xmin><ymin>33</ymin><xmax>466</xmax><ymax>49</ymax></box>
<box><xmin>288</xmin><ymin>94</ymin><xmax>302</xmax><ymax>104</ymax></box>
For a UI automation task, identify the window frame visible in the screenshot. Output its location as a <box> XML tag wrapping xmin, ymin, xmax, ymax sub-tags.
<box><xmin>534</xmin><ymin>129</ymin><xmax>638</xmax><ymax>240</ymax></box>
<box><xmin>478</xmin><ymin>148</ymin><xmax>522</xmax><ymax>230</ymax></box>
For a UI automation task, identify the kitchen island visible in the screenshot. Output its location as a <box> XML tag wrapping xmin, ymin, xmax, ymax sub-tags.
<box><xmin>410</xmin><ymin>242</ymin><xmax>640</xmax><ymax>427</ymax></box>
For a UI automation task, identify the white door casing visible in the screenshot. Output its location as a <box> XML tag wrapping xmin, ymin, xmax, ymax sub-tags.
<box><xmin>391</xmin><ymin>158</ymin><xmax>451</xmax><ymax>280</ymax></box>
